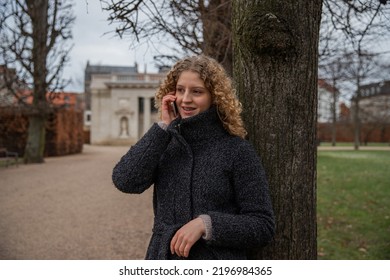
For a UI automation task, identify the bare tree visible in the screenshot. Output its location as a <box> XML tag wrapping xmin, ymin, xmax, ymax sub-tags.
<box><xmin>101</xmin><ymin>0</ymin><xmax>233</xmax><ymax>74</ymax></box>
<box><xmin>345</xmin><ymin>53</ymin><xmax>390</xmax><ymax>147</ymax></box>
<box><xmin>344</xmin><ymin>51</ymin><xmax>387</xmax><ymax>148</ymax></box>
<box><xmin>319</xmin><ymin>58</ymin><xmax>343</xmax><ymax>146</ymax></box>
<box><xmin>0</xmin><ymin>0</ymin><xmax>75</xmax><ymax>163</ymax></box>
<box><xmin>102</xmin><ymin>1</ymin><xmax>390</xmax><ymax>78</ymax></box>
<box><xmin>318</xmin><ymin>50</ymin><xmax>359</xmax><ymax>146</ymax></box>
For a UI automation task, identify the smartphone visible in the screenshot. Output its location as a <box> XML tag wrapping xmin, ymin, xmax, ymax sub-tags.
<box><xmin>170</xmin><ymin>101</ymin><xmax>178</xmax><ymax>117</ymax></box>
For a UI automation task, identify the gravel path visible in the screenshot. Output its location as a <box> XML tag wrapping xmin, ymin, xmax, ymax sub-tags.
<box><xmin>0</xmin><ymin>145</ymin><xmax>153</xmax><ymax>260</ymax></box>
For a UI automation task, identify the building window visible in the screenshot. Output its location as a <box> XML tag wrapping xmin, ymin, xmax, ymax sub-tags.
<box><xmin>138</xmin><ymin>97</ymin><xmax>144</xmax><ymax>113</ymax></box>
<box><xmin>84</xmin><ymin>110</ymin><xmax>92</xmax><ymax>125</ymax></box>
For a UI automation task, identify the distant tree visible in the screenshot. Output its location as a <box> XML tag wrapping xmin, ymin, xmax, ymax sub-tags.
<box><xmin>345</xmin><ymin>53</ymin><xmax>390</xmax><ymax>146</ymax></box>
<box><xmin>232</xmin><ymin>0</ymin><xmax>322</xmax><ymax>259</ymax></box>
<box><xmin>320</xmin><ymin>0</ymin><xmax>390</xmax><ymax>149</ymax></box>
<box><xmin>318</xmin><ymin>56</ymin><xmax>345</xmax><ymax>146</ymax></box>
<box><xmin>0</xmin><ymin>0</ymin><xmax>75</xmax><ymax>163</ymax></box>
<box><xmin>344</xmin><ymin>51</ymin><xmax>388</xmax><ymax>149</ymax></box>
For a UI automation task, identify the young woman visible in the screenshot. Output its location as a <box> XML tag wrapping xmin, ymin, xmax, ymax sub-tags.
<box><xmin>112</xmin><ymin>55</ymin><xmax>275</xmax><ymax>260</ymax></box>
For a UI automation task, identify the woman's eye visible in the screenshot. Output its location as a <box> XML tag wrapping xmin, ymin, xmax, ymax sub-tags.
<box><xmin>193</xmin><ymin>90</ymin><xmax>202</xmax><ymax>95</ymax></box>
<box><xmin>176</xmin><ymin>88</ymin><xmax>184</xmax><ymax>94</ymax></box>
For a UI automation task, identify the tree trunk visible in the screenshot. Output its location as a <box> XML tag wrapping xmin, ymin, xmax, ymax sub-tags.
<box><xmin>24</xmin><ymin>115</ymin><xmax>46</xmax><ymax>163</ymax></box>
<box><xmin>353</xmin><ymin>92</ymin><xmax>361</xmax><ymax>150</ymax></box>
<box><xmin>232</xmin><ymin>0</ymin><xmax>322</xmax><ymax>259</ymax></box>
<box><xmin>24</xmin><ymin>0</ymin><xmax>49</xmax><ymax>163</ymax></box>
<box><xmin>331</xmin><ymin>88</ymin><xmax>337</xmax><ymax>146</ymax></box>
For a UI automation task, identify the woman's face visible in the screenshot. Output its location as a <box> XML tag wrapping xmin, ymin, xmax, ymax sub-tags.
<box><xmin>175</xmin><ymin>70</ymin><xmax>212</xmax><ymax>119</ymax></box>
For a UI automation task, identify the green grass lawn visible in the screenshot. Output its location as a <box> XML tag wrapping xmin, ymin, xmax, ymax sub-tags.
<box><xmin>317</xmin><ymin>150</ymin><xmax>390</xmax><ymax>259</ymax></box>
<box><xmin>319</xmin><ymin>142</ymin><xmax>390</xmax><ymax>147</ymax></box>
<box><xmin>0</xmin><ymin>157</ymin><xmax>20</xmax><ymax>168</ymax></box>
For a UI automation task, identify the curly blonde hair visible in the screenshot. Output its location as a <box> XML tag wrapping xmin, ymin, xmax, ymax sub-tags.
<box><xmin>155</xmin><ymin>55</ymin><xmax>247</xmax><ymax>138</ymax></box>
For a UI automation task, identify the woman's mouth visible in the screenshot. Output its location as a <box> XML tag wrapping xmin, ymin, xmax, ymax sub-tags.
<box><xmin>182</xmin><ymin>107</ymin><xmax>196</xmax><ymax>112</ymax></box>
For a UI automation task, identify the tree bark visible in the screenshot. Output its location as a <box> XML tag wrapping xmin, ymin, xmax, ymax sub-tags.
<box><xmin>232</xmin><ymin>0</ymin><xmax>322</xmax><ymax>259</ymax></box>
<box><xmin>331</xmin><ymin>78</ymin><xmax>337</xmax><ymax>146</ymax></box>
<box><xmin>353</xmin><ymin>96</ymin><xmax>361</xmax><ymax>150</ymax></box>
<box><xmin>24</xmin><ymin>115</ymin><xmax>46</xmax><ymax>163</ymax></box>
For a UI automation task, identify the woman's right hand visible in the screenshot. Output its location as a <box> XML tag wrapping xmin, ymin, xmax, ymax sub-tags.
<box><xmin>170</xmin><ymin>217</ymin><xmax>205</xmax><ymax>258</ymax></box>
<box><xmin>161</xmin><ymin>93</ymin><xmax>178</xmax><ymax>125</ymax></box>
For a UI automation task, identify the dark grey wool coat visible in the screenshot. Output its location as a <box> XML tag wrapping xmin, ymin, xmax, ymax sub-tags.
<box><xmin>112</xmin><ymin>106</ymin><xmax>275</xmax><ymax>260</ymax></box>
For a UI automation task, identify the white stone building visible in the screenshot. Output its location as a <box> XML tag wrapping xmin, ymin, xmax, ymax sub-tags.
<box><xmin>90</xmin><ymin>71</ymin><xmax>166</xmax><ymax>145</ymax></box>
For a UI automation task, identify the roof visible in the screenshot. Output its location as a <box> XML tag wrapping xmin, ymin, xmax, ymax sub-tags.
<box><xmin>85</xmin><ymin>63</ymin><xmax>138</xmax><ymax>82</ymax></box>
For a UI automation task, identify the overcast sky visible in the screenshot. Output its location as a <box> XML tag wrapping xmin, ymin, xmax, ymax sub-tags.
<box><xmin>63</xmin><ymin>1</ymin><xmax>164</xmax><ymax>92</ymax></box>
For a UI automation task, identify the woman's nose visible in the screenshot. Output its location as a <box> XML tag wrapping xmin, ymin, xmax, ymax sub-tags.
<box><xmin>182</xmin><ymin>90</ymin><xmax>192</xmax><ymax>102</ymax></box>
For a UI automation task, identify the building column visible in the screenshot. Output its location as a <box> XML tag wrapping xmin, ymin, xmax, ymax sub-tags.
<box><xmin>143</xmin><ymin>97</ymin><xmax>151</xmax><ymax>135</ymax></box>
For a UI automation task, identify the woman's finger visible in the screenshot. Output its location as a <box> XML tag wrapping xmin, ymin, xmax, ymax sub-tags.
<box><xmin>161</xmin><ymin>93</ymin><xmax>177</xmax><ymax>124</ymax></box>
<box><xmin>170</xmin><ymin>234</ymin><xmax>177</xmax><ymax>255</ymax></box>
<box><xmin>173</xmin><ymin>234</ymin><xmax>184</xmax><ymax>256</ymax></box>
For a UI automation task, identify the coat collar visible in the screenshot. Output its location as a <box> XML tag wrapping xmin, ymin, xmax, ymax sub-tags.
<box><xmin>168</xmin><ymin>106</ymin><xmax>228</xmax><ymax>145</ymax></box>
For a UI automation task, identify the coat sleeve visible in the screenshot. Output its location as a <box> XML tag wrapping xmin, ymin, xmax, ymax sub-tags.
<box><xmin>207</xmin><ymin>140</ymin><xmax>275</xmax><ymax>249</ymax></box>
<box><xmin>112</xmin><ymin>123</ymin><xmax>171</xmax><ymax>194</ymax></box>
